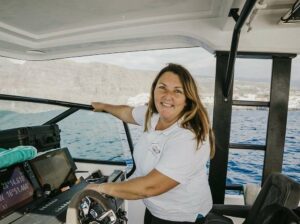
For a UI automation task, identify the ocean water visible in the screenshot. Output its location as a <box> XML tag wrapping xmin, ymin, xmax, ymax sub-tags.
<box><xmin>0</xmin><ymin>109</ymin><xmax>299</xmax><ymax>186</ymax></box>
<box><xmin>228</xmin><ymin>110</ymin><xmax>300</xmax><ymax>185</ymax></box>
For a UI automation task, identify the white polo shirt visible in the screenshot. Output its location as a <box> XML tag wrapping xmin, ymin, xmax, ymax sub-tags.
<box><xmin>132</xmin><ymin>106</ymin><xmax>212</xmax><ymax>222</ymax></box>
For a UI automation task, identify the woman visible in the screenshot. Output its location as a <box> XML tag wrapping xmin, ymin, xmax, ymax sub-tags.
<box><xmin>88</xmin><ymin>63</ymin><xmax>215</xmax><ymax>224</ymax></box>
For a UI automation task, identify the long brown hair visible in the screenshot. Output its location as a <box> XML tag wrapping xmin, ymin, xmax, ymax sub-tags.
<box><xmin>144</xmin><ymin>63</ymin><xmax>215</xmax><ymax>158</ymax></box>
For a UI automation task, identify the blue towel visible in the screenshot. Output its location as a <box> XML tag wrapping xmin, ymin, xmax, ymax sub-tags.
<box><xmin>0</xmin><ymin>146</ymin><xmax>37</xmax><ymax>169</ymax></box>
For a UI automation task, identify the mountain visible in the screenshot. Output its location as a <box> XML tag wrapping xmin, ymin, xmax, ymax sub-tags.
<box><xmin>0</xmin><ymin>57</ymin><xmax>299</xmax><ymax>112</ymax></box>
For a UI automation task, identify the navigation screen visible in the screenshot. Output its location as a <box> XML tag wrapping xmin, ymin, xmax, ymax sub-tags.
<box><xmin>29</xmin><ymin>148</ymin><xmax>77</xmax><ymax>192</ymax></box>
<box><xmin>0</xmin><ymin>166</ymin><xmax>34</xmax><ymax>217</ymax></box>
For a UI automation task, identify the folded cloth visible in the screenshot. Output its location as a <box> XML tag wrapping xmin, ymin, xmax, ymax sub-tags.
<box><xmin>0</xmin><ymin>146</ymin><xmax>37</xmax><ymax>169</ymax></box>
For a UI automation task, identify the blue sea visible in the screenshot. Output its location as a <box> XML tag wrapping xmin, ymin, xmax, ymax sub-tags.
<box><xmin>0</xmin><ymin>109</ymin><xmax>299</xmax><ymax>187</ymax></box>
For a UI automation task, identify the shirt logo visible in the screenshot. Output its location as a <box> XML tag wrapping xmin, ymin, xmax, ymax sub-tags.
<box><xmin>151</xmin><ymin>143</ymin><xmax>161</xmax><ymax>154</ymax></box>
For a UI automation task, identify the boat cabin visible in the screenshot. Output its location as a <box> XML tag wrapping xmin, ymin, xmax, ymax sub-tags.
<box><xmin>0</xmin><ymin>0</ymin><xmax>299</xmax><ymax>223</ymax></box>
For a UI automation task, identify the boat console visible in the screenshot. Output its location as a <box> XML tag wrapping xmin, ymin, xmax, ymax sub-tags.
<box><xmin>0</xmin><ymin>148</ymin><xmax>126</xmax><ymax>224</ymax></box>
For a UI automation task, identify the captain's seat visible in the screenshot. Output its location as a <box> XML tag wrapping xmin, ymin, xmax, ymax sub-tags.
<box><xmin>205</xmin><ymin>172</ymin><xmax>300</xmax><ymax>224</ymax></box>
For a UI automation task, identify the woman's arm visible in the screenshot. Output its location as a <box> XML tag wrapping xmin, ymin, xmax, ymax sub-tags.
<box><xmin>91</xmin><ymin>102</ymin><xmax>137</xmax><ymax>125</ymax></box>
<box><xmin>85</xmin><ymin>169</ymin><xmax>179</xmax><ymax>200</ymax></box>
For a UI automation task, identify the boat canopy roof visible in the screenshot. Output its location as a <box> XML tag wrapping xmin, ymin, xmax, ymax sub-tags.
<box><xmin>0</xmin><ymin>0</ymin><xmax>299</xmax><ymax>60</ymax></box>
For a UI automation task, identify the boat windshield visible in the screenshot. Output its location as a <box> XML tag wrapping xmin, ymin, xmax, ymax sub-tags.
<box><xmin>0</xmin><ymin>49</ymin><xmax>299</xmax><ymax>186</ymax></box>
<box><xmin>0</xmin><ymin>100</ymin><xmax>130</xmax><ymax>162</ymax></box>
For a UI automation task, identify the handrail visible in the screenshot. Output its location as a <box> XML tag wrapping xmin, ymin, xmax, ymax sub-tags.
<box><xmin>43</xmin><ymin>107</ymin><xmax>80</xmax><ymax>125</ymax></box>
<box><xmin>0</xmin><ymin>94</ymin><xmax>93</xmax><ymax>110</ymax></box>
<box><xmin>223</xmin><ymin>0</ymin><xmax>257</xmax><ymax>100</ymax></box>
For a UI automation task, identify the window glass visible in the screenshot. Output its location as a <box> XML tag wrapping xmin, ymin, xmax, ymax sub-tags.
<box><xmin>230</xmin><ymin>108</ymin><xmax>269</xmax><ymax>146</ymax></box>
<box><xmin>233</xmin><ymin>58</ymin><xmax>272</xmax><ymax>101</ymax></box>
<box><xmin>283</xmin><ymin>56</ymin><xmax>300</xmax><ymax>181</ymax></box>
<box><xmin>283</xmin><ymin>111</ymin><xmax>300</xmax><ymax>181</ymax></box>
<box><xmin>227</xmin><ymin>149</ymin><xmax>264</xmax><ymax>185</ymax></box>
<box><xmin>58</xmin><ymin>110</ymin><xmax>130</xmax><ymax>162</ymax></box>
<box><xmin>0</xmin><ymin>101</ymin><xmax>64</xmax><ymax>130</ymax></box>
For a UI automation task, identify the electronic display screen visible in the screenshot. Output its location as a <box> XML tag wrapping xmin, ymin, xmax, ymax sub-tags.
<box><xmin>0</xmin><ymin>166</ymin><xmax>34</xmax><ymax>217</ymax></box>
<box><xmin>29</xmin><ymin>148</ymin><xmax>77</xmax><ymax>192</ymax></box>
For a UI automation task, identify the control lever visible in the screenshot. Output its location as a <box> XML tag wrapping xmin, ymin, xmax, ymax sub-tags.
<box><xmin>91</xmin><ymin>170</ymin><xmax>103</xmax><ymax>179</ymax></box>
<box><xmin>86</xmin><ymin>169</ymin><xmax>108</xmax><ymax>183</ymax></box>
<box><xmin>86</xmin><ymin>176</ymin><xmax>108</xmax><ymax>183</ymax></box>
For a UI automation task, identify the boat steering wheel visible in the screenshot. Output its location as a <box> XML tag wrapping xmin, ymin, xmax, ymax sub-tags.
<box><xmin>66</xmin><ymin>188</ymin><xmax>125</xmax><ymax>224</ymax></box>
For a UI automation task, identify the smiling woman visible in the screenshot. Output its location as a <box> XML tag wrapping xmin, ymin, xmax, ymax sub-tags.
<box><xmin>153</xmin><ymin>72</ymin><xmax>187</xmax><ymax>130</ymax></box>
<box><xmin>88</xmin><ymin>63</ymin><xmax>215</xmax><ymax>224</ymax></box>
<box><xmin>145</xmin><ymin>63</ymin><xmax>215</xmax><ymax>155</ymax></box>
<box><xmin>0</xmin><ymin>1</ymin><xmax>299</xmax><ymax>223</ymax></box>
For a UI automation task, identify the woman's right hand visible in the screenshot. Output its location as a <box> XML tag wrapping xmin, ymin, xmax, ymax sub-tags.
<box><xmin>91</xmin><ymin>102</ymin><xmax>106</xmax><ymax>112</ymax></box>
<box><xmin>90</xmin><ymin>102</ymin><xmax>136</xmax><ymax>124</ymax></box>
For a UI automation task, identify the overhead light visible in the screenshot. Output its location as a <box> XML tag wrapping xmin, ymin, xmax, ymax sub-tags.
<box><xmin>280</xmin><ymin>0</ymin><xmax>300</xmax><ymax>24</ymax></box>
<box><xmin>26</xmin><ymin>50</ymin><xmax>46</xmax><ymax>55</ymax></box>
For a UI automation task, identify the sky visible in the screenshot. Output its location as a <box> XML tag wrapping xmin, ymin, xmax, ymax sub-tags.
<box><xmin>70</xmin><ymin>47</ymin><xmax>215</xmax><ymax>76</ymax></box>
<box><xmin>70</xmin><ymin>47</ymin><xmax>300</xmax><ymax>87</ymax></box>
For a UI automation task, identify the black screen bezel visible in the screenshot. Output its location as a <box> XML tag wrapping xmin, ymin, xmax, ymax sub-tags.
<box><xmin>28</xmin><ymin>147</ymin><xmax>77</xmax><ymax>192</ymax></box>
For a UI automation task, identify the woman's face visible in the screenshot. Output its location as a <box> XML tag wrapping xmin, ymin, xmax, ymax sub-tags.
<box><xmin>154</xmin><ymin>71</ymin><xmax>186</xmax><ymax>124</ymax></box>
